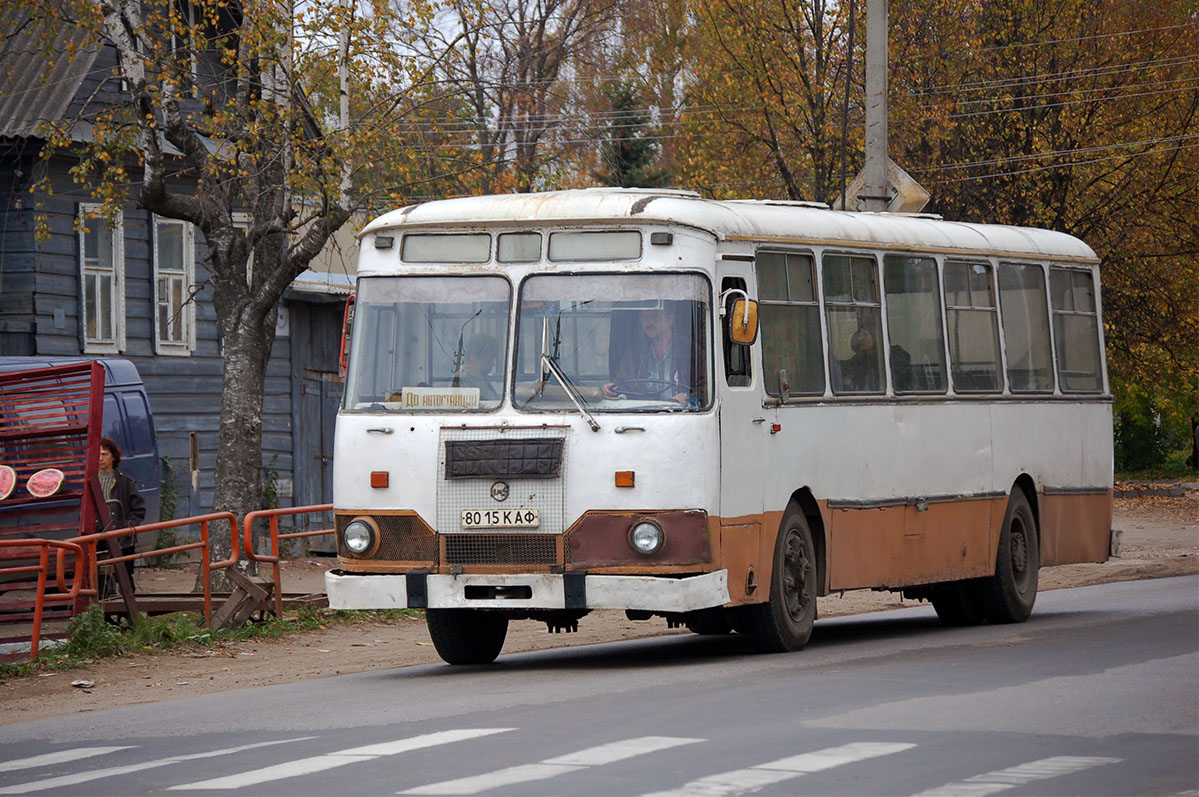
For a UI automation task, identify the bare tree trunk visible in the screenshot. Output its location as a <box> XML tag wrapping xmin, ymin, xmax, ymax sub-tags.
<box><xmin>200</xmin><ymin>280</ymin><xmax>278</xmax><ymax>588</ymax></box>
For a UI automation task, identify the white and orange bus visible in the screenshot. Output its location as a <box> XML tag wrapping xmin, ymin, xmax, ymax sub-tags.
<box><xmin>327</xmin><ymin>189</ymin><xmax>1113</xmax><ymax>664</ymax></box>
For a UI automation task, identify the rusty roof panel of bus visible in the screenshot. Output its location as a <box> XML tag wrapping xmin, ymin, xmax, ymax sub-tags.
<box><xmin>360</xmin><ymin>189</ymin><xmax>1099</xmax><ymax>264</ymax></box>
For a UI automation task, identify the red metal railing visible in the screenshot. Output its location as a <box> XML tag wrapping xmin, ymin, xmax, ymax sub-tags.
<box><xmin>74</xmin><ymin>512</ymin><xmax>240</xmax><ymax>626</ymax></box>
<box><xmin>3</xmin><ymin>505</ymin><xmax>337</xmax><ymax>661</ymax></box>
<box><xmin>243</xmin><ymin>504</ymin><xmax>334</xmax><ymax>616</ymax></box>
<box><xmin>0</xmin><ymin>539</ymin><xmax>84</xmax><ymax>662</ymax></box>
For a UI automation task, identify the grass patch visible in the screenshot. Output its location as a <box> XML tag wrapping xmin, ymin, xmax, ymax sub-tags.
<box><xmin>0</xmin><ymin>604</ymin><xmax>423</xmax><ymax>679</ymax></box>
<box><xmin>1116</xmin><ymin>449</ymin><xmax>1195</xmax><ymax>482</ymax></box>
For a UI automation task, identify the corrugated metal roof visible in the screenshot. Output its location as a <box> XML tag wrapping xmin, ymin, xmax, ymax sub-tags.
<box><xmin>289</xmin><ymin>268</ymin><xmax>355</xmax><ymax>296</ymax></box>
<box><xmin>0</xmin><ymin>9</ymin><xmax>99</xmax><ymax>138</ymax></box>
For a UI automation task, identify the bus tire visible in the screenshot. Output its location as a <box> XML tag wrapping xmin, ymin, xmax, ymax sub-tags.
<box><xmin>980</xmin><ymin>489</ymin><xmax>1039</xmax><ymax>623</ymax></box>
<box><xmin>425</xmin><ymin>609</ymin><xmax>508</xmax><ymax>665</ymax></box>
<box><xmin>741</xmin><ymin>508</ymin><xmax>817</xmax><ymax>653</ymax></box>
<box><xmin>930</xmin><ymin>581</ymin><xmax>985</xmax><ymax>626</ymax></box>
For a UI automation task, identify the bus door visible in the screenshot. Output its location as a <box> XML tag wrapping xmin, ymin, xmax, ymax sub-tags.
<box><xmin>716</xmin><ymin>265</ymin><xmax>769</xmax><ymax>603</ymax></box>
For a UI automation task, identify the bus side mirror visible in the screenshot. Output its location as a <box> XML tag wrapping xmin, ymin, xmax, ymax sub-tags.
<box><xmin>339</xmin><ymin>292</ymin><xmax>356</xmax><ymax>379</ymax></box>
<box><xmin>729</xmin><ymin>298</ymin><xmax>759</xmax><ymax>345</ymax></box>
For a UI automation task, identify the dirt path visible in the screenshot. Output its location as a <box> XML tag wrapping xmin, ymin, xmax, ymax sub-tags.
<box><xmin>2</xmin><ymin>493</ymin><xmax>1194</xmax><ymax>724</ymax></box>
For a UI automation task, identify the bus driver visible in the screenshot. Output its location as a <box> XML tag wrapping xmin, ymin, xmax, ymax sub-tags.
<box><xmin>603</xmin><ymin>306</ymin><xmax>698</xmax><ymax>405</ymax></box>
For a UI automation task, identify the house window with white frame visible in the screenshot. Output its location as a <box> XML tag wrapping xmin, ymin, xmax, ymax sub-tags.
<box><xmin>78</xmin><ymin>204</ymin><xmax>125</xmax><ymax>353</ymax></box>
<box><xmin>154</xmin><ymin>216</ymin><xmax>196</xmax><ymax>354</ymax></box>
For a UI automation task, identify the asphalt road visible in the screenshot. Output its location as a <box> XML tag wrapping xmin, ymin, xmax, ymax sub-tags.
<box><xmin>1</xmin><ymin>575</ymin><xmax>1195</xmax><ymax>796</ymax></box>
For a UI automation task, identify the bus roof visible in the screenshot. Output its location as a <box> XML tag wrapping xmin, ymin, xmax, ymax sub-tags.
<box><xmin>361</xmin><ymin>189</ymin><xmax>1099</xmax><ymax>264</ymax></box>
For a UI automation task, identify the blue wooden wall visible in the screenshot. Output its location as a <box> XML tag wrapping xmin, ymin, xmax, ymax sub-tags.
<box><xmin>0</xmin><ymin>148</ymin><xmax>307</xmax><ymax>523</ymax></box>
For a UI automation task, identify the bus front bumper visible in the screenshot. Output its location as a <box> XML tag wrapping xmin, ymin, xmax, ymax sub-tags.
<box><xmin>325</xmin><ymin>569</ymin><xmax>730</xmax><ymax>613</ymax></box>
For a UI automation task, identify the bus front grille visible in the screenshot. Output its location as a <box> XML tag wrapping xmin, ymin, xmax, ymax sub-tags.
<box><xmin>443</xmin><ymin>534</ymin><xmax>560</xmax><ymax>566</ymax></box>
<box><xmin>438</xmin><ymin>427</ymin><xmax>568</xmax><ymax>535</ymax></box>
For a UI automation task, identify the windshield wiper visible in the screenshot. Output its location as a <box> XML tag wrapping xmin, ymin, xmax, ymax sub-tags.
<box><xmin>540</xmin><ymin>353</ymin><xmax>601</xmax><ymax>432</ymax></box>
<box><xmin>537</xmin><ymin>311</ymin><xmax>600</xmax><ymax>431</ymax></box>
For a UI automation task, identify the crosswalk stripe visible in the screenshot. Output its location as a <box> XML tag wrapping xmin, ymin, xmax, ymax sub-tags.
<box><xmin>402</xmin><ymin>736</ymin><xmax>703</xmax><ymax>795</ymax></box>
<box><xmin>0</xmin><ymin>746</ymin><xmax>134</xmax><ymax>773</ymax></box>
<box><xmin>171</xmin><ymin>728</ymin><xmax>514</xmax><ymax>791</ymax></box>
<box><xmin>0</xmin><ymin>738</ymin><xmax>311</xmax><ymax>794</ymax></box>
<box><xmin>643</xmin><ymin>741</ymin><xmax>918</xmax><ymax>797</ymax></box>
<box><xmin>913</xmin><ymin>755</ymin><xmax>1123</xmax><ymax>796</ymax></box>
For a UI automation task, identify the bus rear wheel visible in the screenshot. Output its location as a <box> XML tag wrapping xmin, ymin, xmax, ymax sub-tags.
<box><xmin>979</xmin><ymin>489</ymin><xmax>1039</xmax><ymax>623</ymax></box>
<box><xmin>425</xmin><ymin>609</ymin><xmax>508</xmax><ymax>665</ymax></box>
<box><xmin>741</xmin><ymin>509</ymin><xmax>817</xmax><ymax>653</ymax></box>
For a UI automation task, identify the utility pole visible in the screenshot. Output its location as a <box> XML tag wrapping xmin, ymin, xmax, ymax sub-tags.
<box><xmin>862</xmin><ymin>0</ymin><xmax>889</xmax><ymax>211</ymax></box>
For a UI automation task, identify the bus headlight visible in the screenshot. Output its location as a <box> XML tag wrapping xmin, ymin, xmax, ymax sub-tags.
<box><xmin>629</xmin><ymin>520</ymin><xmax>664</xmax><ymax>555</ymax></box>
<box><xmin>343</xmin><ymin>519</ymin><xmax>375</xmax><ymax>555</ymax></box>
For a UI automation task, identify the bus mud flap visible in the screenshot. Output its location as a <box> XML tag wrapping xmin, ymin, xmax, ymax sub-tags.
<box><xmin>406</xmin><ymin>570</ymin><xmax>429</xmax><ymax>608</ymax></box>
<box><xmin>564</xmin><ymin>571</ymin><xmax>587</xmax><ymax>609</ymax></box>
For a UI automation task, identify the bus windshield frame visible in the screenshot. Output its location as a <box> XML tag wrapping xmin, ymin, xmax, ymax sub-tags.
<box><xmin>343</xmin><ymin>275</ymin><xmax>511</xmax><ymax>413</ymax></box>
<box><xmin>513</xmin><ymin>272</ymin><xmax>713</xmax><ymax>414</ymax></box>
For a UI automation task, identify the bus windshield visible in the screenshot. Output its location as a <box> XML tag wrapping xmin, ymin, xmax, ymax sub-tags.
<box><xmin>514</xmin><ymin>273</ymin><xmax>711</xmax><ymax>413</ymax></box>
<box><xmin>344</xmin><ymin>276</ymin><xmax>510</xmax><ymax>412</ymax></box>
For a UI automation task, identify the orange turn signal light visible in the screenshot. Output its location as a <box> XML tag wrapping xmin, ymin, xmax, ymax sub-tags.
<box><xmin>615</xmin><ymin>471</ymin><xmax>635</xmax><ymax>488</ymax></box>
<box><xmin>370</xmin><ymin>471</ymin><xmax>389</xmax><ymax>488</ymax></box>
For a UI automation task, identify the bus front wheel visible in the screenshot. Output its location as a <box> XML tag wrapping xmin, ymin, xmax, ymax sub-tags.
<box><xmin>741</xmin><ymin>508</ymin><xmax>817</xmax><ymax>653</ymax></box>
<box><xmin>979</xmin><ymin>489</ymin><xmax>1040</xmax><ymax>623</ymax></box>
<box><xmin>425</xmin><ymin>609</ymin><xmax>508</xmax><ymax>665</ymax></box>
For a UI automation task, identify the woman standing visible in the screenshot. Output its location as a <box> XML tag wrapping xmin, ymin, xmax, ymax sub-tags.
<box><xmin>98</xmin><ymin>437</ymin><xmax>145</xmax><ymax>593</ymax></box>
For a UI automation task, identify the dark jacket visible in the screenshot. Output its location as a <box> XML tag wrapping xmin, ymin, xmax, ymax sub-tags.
<box><xmin>613</xmin><ymin>336</ymin><xmax>706</xmax><ymax>400</ymax></box>
<box><xmin>105</xmin><ymin>471</ymin><xmax>146</xmax><ymax>544</ymax></box>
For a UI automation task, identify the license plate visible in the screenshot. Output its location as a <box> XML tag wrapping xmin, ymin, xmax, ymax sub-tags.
<box><xmin>461</xmin><ymin>508</ymin><xmax>541</xmax><ymax>529</ymax></box>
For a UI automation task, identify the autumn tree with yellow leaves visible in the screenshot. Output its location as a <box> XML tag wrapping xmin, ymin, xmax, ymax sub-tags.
<box><xmin>672</xmin><ymin>0</ymin><xmax>1196</xmax><ymax>466</ymax></box>
<box><xmin>888</xmin><ymin>0</ymin><xmax>1198</xmax><ymax>464</ymax></box>
<box><xmin>672</xmin><ymin>0</ymin><xmax>855</xmax><ymax>200</ymax></box>
<box><xmin>2</xmin><ymin>0</ymin><xmax>450</xmax><ymax>559</ymax></box>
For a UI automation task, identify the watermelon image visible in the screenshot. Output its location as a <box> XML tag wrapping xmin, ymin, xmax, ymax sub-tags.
<box><xmin>26</xmin><ymin>468</ymin><xmax>65</xmax><ymax>498</ymax></box>
<box><xmin>0</xmin><ymin>465</ymin><xmax>14</xmax><ymax>500</ymax></box>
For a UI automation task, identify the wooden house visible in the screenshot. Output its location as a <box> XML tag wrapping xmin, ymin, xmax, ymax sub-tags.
<box><xmin>0</xmin><ymin>8</ymin><xmax>354</xmax><ymax>524</ymax></box>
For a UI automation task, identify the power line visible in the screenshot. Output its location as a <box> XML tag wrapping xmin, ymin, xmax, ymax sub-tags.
<box><xmin>694</xmin><ymin>136</ymin><xmax>1198</xmax><ymax>194</ymax></box>
<box><xmin>945</xmin><ymin>83</ymin><xmax>1199</xmax><ymax>119</ymax></box>
<box><xmin>931</xmin><ymin>141</ymin><xmax>1199</xmax><ymax>183</ymax></box>
<box><xmin>915</xmin><ymin>134</ymin><xmax>1199</xmax><ymax>172</ymax></box>
<box><xmin>908</xmin><ymin>53</ymin><xmax>1199</xmax><ymax>96</ymax></box>
<box><xmin>946</xmin><ymin>21</ymin><xmax>1194</xmax><ymax>54</ymax></box>
<box><xmin>939</xmin><ymin>75</ymin><xmax>1199</xmax><ymax>110</ymax></box>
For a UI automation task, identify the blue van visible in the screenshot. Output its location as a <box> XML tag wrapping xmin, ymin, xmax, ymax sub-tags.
<box><xmin>0</xmin><ymin>357</ymin><xmax>160</xmax><ymax>527</ymax></box>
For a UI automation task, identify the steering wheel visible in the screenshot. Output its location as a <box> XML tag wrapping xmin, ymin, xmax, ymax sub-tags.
<box><xmin>607</xmin><ymin>378</ymin><xmax>687</xmax><ymax>400</ymax></box>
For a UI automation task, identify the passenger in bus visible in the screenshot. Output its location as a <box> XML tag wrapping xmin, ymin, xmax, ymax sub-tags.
<box><xmin>452</xmin><ymin>333</ymin><xmax>500</xmax><ymax>400</ymax></box>
<box><xmin>603</xmin><ymin>306</ymin><xmax>701</xmax><ymax>405</ymax></box>
<box><xmin>841</xmin><ymin>326</ymin><xmax>882</xmax><ymax>392</ymax></box>
<box><xmin>890</xmin><ymin>344</ymin><xmax>913</xmax><ymax>391</ymax></box>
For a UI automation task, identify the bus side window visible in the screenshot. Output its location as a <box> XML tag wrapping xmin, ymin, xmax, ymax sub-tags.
<box><xmin>1049</xmin><ymin>268</ymin><xmax>1103</xmax><ymax>393</ymax></box>
<box><xmin>823</xmin><ymin>254</ymin><xmax>884</xmax><ymax>395</ymax></box>
<box><xmin>756</xmin><ymin>252</ymin><xmax>824</xmax><ymax>396</ymax></box>
<box><xmin>944</xmin><ymin>261</ymin><xmax>1002</xmax><ymax>392</ymax></box>
<box><xmin>883</xmin><ymin>254</ymin><xmax>947</xmax><ymax>393</ymax></box>
<box><xmin>721</xmin><ymin>276</ymin><xmax>752</xmax><ymax>387</ymax></box>
<box><xmin>998</xmin><ymin>263</ymin><xmax>1055</xmax><ymax>392</ymax></box>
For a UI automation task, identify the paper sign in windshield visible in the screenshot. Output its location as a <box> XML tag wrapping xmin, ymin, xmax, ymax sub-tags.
<box><xmin>401</xmin><ymin>387</ymin><xmax>480</xmax><ymax>410</ymax></box>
